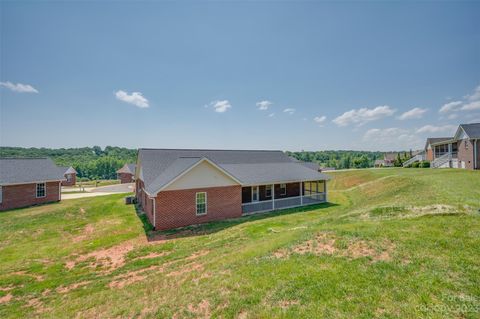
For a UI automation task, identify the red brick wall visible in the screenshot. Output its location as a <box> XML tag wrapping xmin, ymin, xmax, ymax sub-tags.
<box><xmin>426</xmin><ymin>148</ymin><xmax>433</xmax><ymax>161</ymax></box>
<box><xmin>154</xmin><ymin>185</ymin><xmax>242</xmax><ymax>230</ymax></box>
<box><xmin>457</xmin><ymin>139</ymin><xmax>475</xmax><ymax>170</ymax></box>
<box><xmin>135</xmin><ymin>179</ymin><xmax>154</xmax><ymax>223</ymax></box>
<box><xmin>118</xmin><ymin>173</ymin><xmax>134</xmax><ymax>184</ymax></box>
<box><xmin>0</xmin><ymin>181</ymin><xmax>61</xmax><ymax>211</ymax></box>
<box><xmin>476</xmin><ymin>140</ymin><xmax>480</xmax><ymax>170</ymax></box>
<box><xmin>62</xmin><ymin>173</ymin><xmax>76</xmax><ymax>186</ymax></box>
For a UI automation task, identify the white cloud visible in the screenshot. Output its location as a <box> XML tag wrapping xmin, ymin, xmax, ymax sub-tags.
<box><xmin>209</xmin><ymin>100</ymin><xmax>232</xmax><ymax>113</ymax></box>
<box><xmin>466</xmin><ymin>85</ymin><xmax>480</xmax><ymax>101</ymax></box>
<box><xmin>115</xmin><ymin>90</ymin><xmax>149</xmax><ymax>108</ymax></box>
<box><xmin>439</xmin><ymin>101</ymin><xmax>462</xmax><ymax>113</ymax></box>
<box><xmin>268</xmin><ymin>113</ymin><xmax>275</xmax><ymax>117</ymax></box>
<box><xmin>416</xmin><ymin>124</ymin><xmax>457</xmax><ymax>134</ymax></box>
<box><xmin>397</xmin><ymin>107</ymin><xmax>427</xmax><ymax>120</ymax></box>
<box><xmin>0</xmin><ymin>81</ymin><xmax>38</xmax><ymax>93</ymax></box>
<box><xmin>283</xmin><ymin>108</ymin><xmax>295</xmax><ymax>115</ymax></box>
<box><xmin>333</xmin><ymin>105</ymin><xmax>395</xmax><ymax>127</ymax></box>
<box><xmin>313</xmin><ymin>116</ymin><xmax>326</xmax><ymax>124</ymax></box>
<box><xmin>461</xmin><ymin>100</ymin><xmax>480</xmax><ymax>111</ymax></box>
<box><xmin>256</xmin><ymin>100</ymin><xmax>272</xmax><ymax>110</ymax></box>
<box><xmin>362</xmin><ymin>127</ymin><xmax>422</xmax><ymax>150</ymax></box>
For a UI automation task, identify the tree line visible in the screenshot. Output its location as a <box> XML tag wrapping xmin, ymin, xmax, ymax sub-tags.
<box><xmin>286</xmin><ymin>150</ymin><xmax>385</xmax><ymax>169</ymax></box>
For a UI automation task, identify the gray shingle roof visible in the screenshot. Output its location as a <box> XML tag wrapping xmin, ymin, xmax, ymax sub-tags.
<box><xmin>60</xmin><ymin>166</ymin><xmax>77</xmax><ymax>175</ymax></box>
<box><xmin>138</xmin><ymin>149</ymin><xmax>330</xmax><ymax>194</ymax></box>
<box><xmin>459</xmin><ymin>123</ymin><xmax>480</xmax><ymax>139</ymax></box>
<box><xmin>117</xmin><ymin>163</ymin><xmax>136</xmax><ymax>174</ymax></box>
<box><xmin>0</xmin><ymin>158</ymin><xmax>66</xmax><ymax>185</ymax></box>
<box><xmin>425</xmin><ymin>137</ymin><xmax>453</xmax><ymax>149</ymax></box>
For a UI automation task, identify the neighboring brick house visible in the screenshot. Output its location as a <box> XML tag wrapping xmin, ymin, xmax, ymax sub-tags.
<box><xmin>0</xmin><ymin>158</ymin><xmax>66</xmax><ymax>211</ymax></box>
<box><xmin>424</xmin><ymin>123</ymin><xmax>479</xmax><ymax>170</ymax></box>
<box><xmin>60</xmin><ymin>166</ymin><xmax>77</xmax><ymax>186</ymax></box>
<box><xmin>117</xmin><ymin>163</ymin><xmax>136</xmax><ymax>183</ymax></box>
<box><xmin>135</xmin><ymin>149</ymin><xmax>330</xmax><ymax>231</ymax></box>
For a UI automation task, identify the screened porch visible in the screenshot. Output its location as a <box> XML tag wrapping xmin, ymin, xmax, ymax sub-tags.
<box><xmin>241</xmin><ymin>180</ymin><xmax>327</xmax><ymax>215</ymax></box>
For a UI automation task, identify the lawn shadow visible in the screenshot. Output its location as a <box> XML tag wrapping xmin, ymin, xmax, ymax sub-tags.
<box><xmin>135</xmin><ymin>201</ymin><xmax>340</xmax><ymax>243</ymax></box>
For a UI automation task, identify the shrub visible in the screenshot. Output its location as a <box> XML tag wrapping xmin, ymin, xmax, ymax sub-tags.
<box><xmin>420</xmin><ymin>161</ymin><xmax>430</xmax><ymax>168</ymax></box>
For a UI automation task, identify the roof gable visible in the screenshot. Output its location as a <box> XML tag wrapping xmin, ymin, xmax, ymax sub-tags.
<box><xmin>455</xmin><ymin>123</ymin><xmax>480</xmax><ymax>139</ymax></box>
<box><xmin>161</xmin><ymin>158</ymin><xmax>241</xmax><ymax>192</ymax></box>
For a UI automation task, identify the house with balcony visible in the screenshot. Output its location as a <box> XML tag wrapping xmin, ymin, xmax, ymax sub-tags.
<box><xmin>420</xmin><ymin>123</ymin><xmax>479</xmax><ymax>169</ymax></box>
<box><xmin>135</xmin><ymin>149</ymin><xmax>330</xmax><ymax>230</ymax></box>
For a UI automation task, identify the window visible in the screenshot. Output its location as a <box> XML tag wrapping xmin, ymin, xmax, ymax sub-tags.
<box><xmin>465</xmin><ymin>140</ymin><xmax>469</xmax><ymax>150</ymax></box>
<box><xmin>36</xmin><ymin>183</ymin><xmax>46</xmax><ymax>198</ymax></box>
<box><xmin>0</xmin><ymin>186</ymin><xmax>2</xmax><ymax>203</ymax></box>
<box><xmin>280</xmin><ymin>183</ymin><xmax>286</xmax><ymax>196</ymax></box>
<box><xmin>265</xmin><ymin>185</ymin><xmax>272</xmax><ymax>198</ymax></box>
<box><xmin>252</xmin><ymin>186</ymin><xmax>259</xmax><ymax>202</ymax></box>
<box><xmin>196</xmin><ymin>192</ymin><xmax>207</xmax><ymax>215</ymax></box>
<box><xmin>66</xmin><ymin>174</ymin><xmax>72</xmax><ymax>182</ymax></box>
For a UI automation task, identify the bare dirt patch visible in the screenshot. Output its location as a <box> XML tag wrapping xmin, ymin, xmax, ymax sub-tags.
<box><xmin>56</xmin><ymin>281</ymin><xmax>91</xmax><ymax>293</ymax></box>
<box><xmin>135</xmin><ymin>251</ymin><xmax>170</xmax><ymax>260</ymax></box>
<box><xmin>0</xmin><ymin>285</ymin><xmax>15</xmax><ymax>292</ymax></box>
<box><xmin>279</xmin><ymin>299</ymin><xmax>300</xmax><ymax>309</ymax></box>
<box><xmin>274</xmin><ymin>232</ymin><xmax>394</xmax><ymax>262</ymax></box>
<box><xmin>167</xmin><ymin>262</ymin><xmax>204</xmax><ymax>278</ymax></box>
<box><xmin>188</xmin><ymin>299</ymin><xmax>211</xmax><ymax>318</ymax></box>
<box><xmin>0</xmin><ymin>293</ymin><xmax>13</xmax><ymax>304</ymax></box>
<box><xmin>108</xmin><ymin>263</ymin><xmax>173</xmax><ymax>289</ymax></box>
<box><xmin>65</xmin><ymin>240</ymin><xmax>136</xmax><ymax>272</ymax></box>
<box><xmin>72</xmin><ymin>224</ymin><xmax>95</xmax><ymax>243</ymax></box>
<box><xmin>25</xmin><ymin>297</ymin><xmax>47</xmax><ymax>313</ymax></box>
<box><xmin>185</xmin><ymin>250</ymin><xmax>209</xmax><ymax>261</ymax></box>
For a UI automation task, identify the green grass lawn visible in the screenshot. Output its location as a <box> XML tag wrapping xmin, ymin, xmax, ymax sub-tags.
<box><xmin>1</xmin><ymin>168</ymin><xmax>479</xmax><ymax>318</ymax></box>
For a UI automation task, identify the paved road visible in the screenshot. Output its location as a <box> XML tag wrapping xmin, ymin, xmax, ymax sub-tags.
<box><xmin>62</xmin><ymin>183</ymin><xmax>134</xmax><ymax>200</ymax></box>
<box><xmin>90</xmin><ymin>183</ymin><xmax>134</xmax><ymax>193</ymax></box>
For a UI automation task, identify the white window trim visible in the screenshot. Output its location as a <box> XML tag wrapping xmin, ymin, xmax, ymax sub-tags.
<box><xmin>280</xmin><ymin>183</ymin><xmax>287</xmax><ymax>196</ymax></box>
<box><xmin>251</xmin><ymin>186</ymin><xmax>259</xmax><ymax>202</ymax></box>
<box><xmin>196</xmin><ymin>192</ymin><xmax>207</xmax><ymax>216</ymax></box>
<box><xmin>265</xmin><ymin>185</ymin><xmax>272</xmax><ymax>198</ymax></box>
<box><xmin>36</xmin><ymin>182</ymin><xmax>46</xmax><ymax>198</ymax></box>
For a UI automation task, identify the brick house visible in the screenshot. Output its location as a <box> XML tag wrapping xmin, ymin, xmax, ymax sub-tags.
<box><xmin>135</xmin><ymin>149</ymin><xmax>330</xmax><ymax>231</ymax></box>
<box><xmin>0</xmin><ymin>158</ymin><xmax>66</xmax><ymax>211</ymax></box>
<box><xmin>60</xmin><ymin>166</ymin><xmax>77</xmax><ymax>186</ymax></box>
<box><xmin>117</xmin><ymin>163</ymin><xmax>136</xmax><ymax>183</ymax></box>
<box><xmin>424</xmin><ymin>123</ymin><xmax>479</xmax><ymax>169</ymax></box>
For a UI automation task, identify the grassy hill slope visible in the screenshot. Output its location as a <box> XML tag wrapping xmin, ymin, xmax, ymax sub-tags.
<box><xmin>0</xmin><ymin>168</ymin><xmax>479</xmax><ymax>318</ymax></box>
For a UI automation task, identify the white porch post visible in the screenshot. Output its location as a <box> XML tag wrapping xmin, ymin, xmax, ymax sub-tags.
<box><xmin>325</xmin><ymin>180</ymin><xmax>328</xmax><ymax>202</ymax></box>
<box><xmin>272</xmin><ymin>184</ymin><xmax>275</xmax><ymax>210</ymax></box>
<box><xmin>300</xmin><ymin>181</ymin><xmax>303</xmax><ymax>205</ymax></box>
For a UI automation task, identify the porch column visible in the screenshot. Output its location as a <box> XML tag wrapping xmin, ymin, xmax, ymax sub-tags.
<box><xmin>272</xmin><ymin>184</ymin><xmax>275</xmax><ymax>210</ymax></box>
<box><xmin>448</xmin><ymin>143</ymin><xmax>452</xmax><ymax>155</ymax></box>
<box><xmin>300</xmin><ymin>181</ymin><xmax>303</xmax><ymax>205</ymax></box>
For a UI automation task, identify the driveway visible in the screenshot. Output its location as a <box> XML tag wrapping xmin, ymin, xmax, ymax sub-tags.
<box><xmin>62</xmin><ymin>183</ymin><xmax>134</xmax><ymax>200</ymax></box>
<box><xmin>90</xmin><ymin>183</ymin><xmax>134</xmax><ymax>193</ymax></box>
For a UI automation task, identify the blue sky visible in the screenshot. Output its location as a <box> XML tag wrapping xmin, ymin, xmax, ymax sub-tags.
<box><xmin>1</xmin><ymin>1</ymin><xmax>479</xmax><ymax>151</ymax></box>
